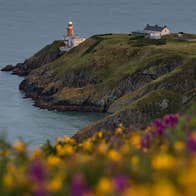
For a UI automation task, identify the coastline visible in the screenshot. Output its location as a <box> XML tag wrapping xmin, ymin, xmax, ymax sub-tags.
<box><xmin>2</xmin><ymin>33</ymin><xmax>196</xmax><ymax>141</ymax></box>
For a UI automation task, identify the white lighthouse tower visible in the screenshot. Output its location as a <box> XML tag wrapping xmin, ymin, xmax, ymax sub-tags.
<box><xmin>59</xmin><ymin>21</ymin><xmax>86</xmax><ymax>52</ymax></box>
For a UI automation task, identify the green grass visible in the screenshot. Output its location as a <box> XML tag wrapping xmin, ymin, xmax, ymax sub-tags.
<box><xmin>128</xmin><ymin>89</ymin><xmax>181</xmax><ymax>112</ymax></box>
<box><xmin>37</xmin><ymin>34</ymin><xmax>195</xmax><ymax>84</ymax></box>
<box><xmin>27</xmin><ymin>33</ymin><xmax>196</xmax><ymax>115</ymax></box>
<box><xmin>129</xmin><ymin>36</ymin><xmax>167</xmax><ymax>47</ymax></box>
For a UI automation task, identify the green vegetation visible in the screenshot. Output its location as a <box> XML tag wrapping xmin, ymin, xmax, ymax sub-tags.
<box><xmin>0</xmin><ymin>109</ymin><xmax>196</xmax><ymax>195</ymax></box>
<box><xmin>1</xmin><ymin>33</ymin><xmax>195</xmax><ymax>195</ymax></box>
<box><xmin>129</xmin><ymin>36</ymin><xmax>167</xmax><ymax>47</ymax></box>
<box><xmin>22</xmin><ymin>33</ymin><xmax>196</xmax><ymax>140</ymax></box>
<box><xmin>36</xmin><ymin>33</ymin><xmax>196</xmax><ymax>84</ymax></box>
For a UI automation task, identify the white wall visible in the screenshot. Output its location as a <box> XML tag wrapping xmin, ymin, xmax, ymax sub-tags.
<box><xmin>150</xmin><ymin>32</ymin><xmax>161</xmax><ymax>39</ymax></box>
<box><xmin>161</xmin><ymin>28</ymin><xmax>171</xmax><ymax>36</ymax></box>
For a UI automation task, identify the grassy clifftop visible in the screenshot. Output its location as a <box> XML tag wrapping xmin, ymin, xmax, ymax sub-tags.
<box><xmin>19</xmin><ymin>33</ymin><xmax>196</xmax><ymax>140</ymax></box>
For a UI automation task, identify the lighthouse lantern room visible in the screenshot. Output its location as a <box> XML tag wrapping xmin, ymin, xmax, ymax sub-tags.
<box><xmin>67</xmin><ymin>21</ymin><xmax>74</xmax><ymax>37</ymax></box>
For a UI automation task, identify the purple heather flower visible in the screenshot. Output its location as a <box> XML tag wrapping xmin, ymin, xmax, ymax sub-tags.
<box><xmin>113</xmin><ymin>175</ymin><xmax>128</xmax><ymax>192</ymax></box>
<box><xmin>29</xmin><ymin>159</ymin><xmax>47</xmax><ymax>182</ymax></box>
<box><xmin>141</xmin><ymin>133</ymin><xmax>151</xmax><ymax>149</ymax></box>
<box><xmin>153</xmin><ymin>119</ymin><xmax>165</xmax><ymax>135</ymax></box>
<box><xmin>71</xmin><ymin>175</ymin><xmax>88</xmax><ymax>196</ymax></box>
<box><xmin>163</xmin><ymin>114</ymin><xmax>178</xmax><ymax>128</ymax></box>
<box><xmin>33</xmin><ymin>188</ymin><xmax>48</xmax><ymax>196</ymax></box>
<box><xmin>187</xmin><ymin>132</ymin><xmax>196</xmax><ymax>152</ymax></box>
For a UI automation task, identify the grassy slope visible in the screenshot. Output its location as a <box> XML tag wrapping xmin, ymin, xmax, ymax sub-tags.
<box><xmin>9</xmin><ymin>40</ymin><xmax>64</xmax><ymax>76</ymax></box>
<box><xmin>108</xmin><ymin>61</ymin><xmax>196</xmax><ymax>113</ymax></box>
<box><xmin>36</xmin><ymin>34</ymin><xmax>195</xmax><ymax>83</ymax></box>
<box><xmin>23</xmin><ymin>34</ymin><xmax>196</xmax><ymax>140</ymax></box>
<box><xmin>37</xmin><ymin>34</ymin><xmax>195</xmax><ymax>83</ymax></box>
<box><xmin>22</xmin><ymin>40</ymin><xmax>64</xmax><ymax>67</ymax></box>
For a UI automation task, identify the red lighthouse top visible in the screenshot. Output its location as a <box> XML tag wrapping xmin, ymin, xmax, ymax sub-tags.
<box><xmin>67</xmin><ymin>21</ymin><xmax>74</xmax><ymax>37</ymax></box>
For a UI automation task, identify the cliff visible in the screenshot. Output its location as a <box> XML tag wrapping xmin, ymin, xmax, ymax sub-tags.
<box><xmin>1</xmin><ymin>40</ymin><xmax>64</xmax><ymax>76</ymax></box>
<box><xmin>17</xmin><ymin>33</ymin><xmax>196</xmax><ymax>141</ymax></box>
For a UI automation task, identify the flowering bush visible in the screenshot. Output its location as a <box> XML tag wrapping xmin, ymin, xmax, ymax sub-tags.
<box><xmin>0</xmin><ymin>113</ymin><xmax>196</xmax><ymax>196</ymax></box>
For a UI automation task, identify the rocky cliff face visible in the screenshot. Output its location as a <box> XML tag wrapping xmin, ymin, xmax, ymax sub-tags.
<box><xmin>1</xmin><ymin>40</ymin><xmax>64</xmax><ymax>76</ymax></box>
<box><xmin>74</xmin><ymin>63</ymin><xmax>196</xmax><ymax>142</ymax></box>
<box><xmin>18</xmin><ymin>34</ymin><xmax>196</xmax><ymax>141</ymax></box>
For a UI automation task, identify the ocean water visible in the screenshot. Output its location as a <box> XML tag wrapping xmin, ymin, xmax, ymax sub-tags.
<box><xmin>0</xmin><ymin>72</ymin><xmax>104</xmax><ymax>147</ymax></box>
<box><xmin>0</xmin><ymin>0</ymin><xmax>195</xmax><ymax>147</ymax></box>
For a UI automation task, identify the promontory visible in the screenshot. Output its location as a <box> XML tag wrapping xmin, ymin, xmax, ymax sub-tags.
<box><xmin>2</xmin><ymin>33</ymin><xmax>196</xmax><ymax>142</ymax></box>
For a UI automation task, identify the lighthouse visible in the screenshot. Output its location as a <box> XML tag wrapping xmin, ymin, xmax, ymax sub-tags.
<box><xmin>59</xmin><ymin>21</ymin><xmax>86</xmax><ymax>52</ymax></box>
<box><xmin>67</xmin><ymin>21</ymin><xmax>74</xmax><ymax>37</ymax></box>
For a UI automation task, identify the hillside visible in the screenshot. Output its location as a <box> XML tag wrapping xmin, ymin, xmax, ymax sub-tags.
<box><xmin>1</xmin><ymin>40</ymin><xmax>63</xmax><ymax>76</ymax></box>
<box><xmin>18</xmin><ymin>33</ymin><xmax>196</xmax><ymax>140</ymax></box>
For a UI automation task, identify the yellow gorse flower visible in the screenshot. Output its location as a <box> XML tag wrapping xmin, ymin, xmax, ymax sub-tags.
<box><xmin>77</xmin><ymin>154</ymin><xmax>92</xmax><ymax>163</ymax></box>
<box><xmin>96</xmin><ymin>177</ymin><xmax>113</xmax><ymax>194</ymax></box>
<box><xmin>3</xmin><ymin>164</ymin><xmax>26</xmax><ymax>188</ymax></box>
<box><xmin>97</xmin><ymin>131</ymin><xmax>104</xmax><ymax>139</ymax></box>
<box><xmin>0</xmin><ymin>150</ymin><xmax>10</xmax><ymax>157</ymax></box>
<box><xmin>123</xmin><ymin>185</ymin><xmax>150</xmax><ymax>196</ymax></box>
<box><xmin>145</xmin><ymin>126</ymin><xmax>152</xmax><ymax>133</ymax></box>
<box><xmin>174</xmin><ymin>141</ymin><xmax>185</xmax><ymax>152</ymax></box>
<box><xmin>56</xmin><ymin>144</ymin><xmax>74</xmax><ymax>156</ymax></box>
<box><xmin>64</xmin><ymin>136</ymin><xmax>76</xmax><ymax>145</ymax></box>
<box><xmin>3</xmin><ymin>173</ymin><xmax>15</xmax><ymax>188</ymax></box>
<box><xmin>152</xmin><ymin>153</ymin><xmax>176</xmax><ymax>170</ymax></box>
<box><xmin>0</xmin><ymin>113</ymin><xmax>195</xmax><ymax>195</ymax></box>
<box><xmin>82</xmin><ymin>140</ymin><xmax>93</xmax><ymax>152</ymax></box>
<box><xmin>151</xmin><ymin>181</ymin><xmax>179</xmax><ymax>196</ymax></box>
<box><xmin>108</xmin><ymin>150</ymin><xmax>122</xmax><ymax>162</ymax></box>
<box><xmin>116</xmin><ymin>127</ymin><xmax>123</xmax><ymax>135</ymax></box>
<box><xmin>179</xmin><ymin>159</ymin><xmax>196</xmax><ymax>186</ymax></box>
<box><xmin>130</xmin><ymin>134</ymin><xmax>141</xmax><ymax>149</ymax></box>
<box><xmin>97</xmin><ymin>142</ymin><xmax>108</xmax><ymax>154</ymax></box>
<box><xmin>47</xmin><ymin>174</ymin><xmax>64</xmax><ymax>192</ymax></box>
<box><xmin>30</xmin><ymin>149</ymin><xmax>43</xmax><ymax>160</ymax></box>
<box><xmin>47</xmin><ymin>156</ymin><xmax>62</xmax><ymax>167</ymax></box>
<box><xmin>120</xmin><ymin>143</ymin><xmax>130</xmax><ymax>154</ymax></box>
<box><xmin>14</xmin><ymin>140</ymin><xmax>26</xmax><ymax>153</ymax></box>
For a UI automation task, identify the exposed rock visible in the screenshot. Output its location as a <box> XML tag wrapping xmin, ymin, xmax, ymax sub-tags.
<box><xmin>1</xmin><ymin>64</ymin><xmax>14</xmax><ymax>72</ymax></box>
<box><xmin>2</xmin><ymin>40</ymin><xmax>64</xmax><ymax>76</ymax></box>
<box><xmin>73</xmin><ymin>89</ymin><xmax>182</xmax><ymax>142</ymax></box>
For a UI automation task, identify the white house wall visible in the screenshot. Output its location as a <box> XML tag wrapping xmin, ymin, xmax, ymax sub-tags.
<box><xmin>161</xmin><ymin>28</ymin><xmax>171</xmax><ymax>36</ymax></box>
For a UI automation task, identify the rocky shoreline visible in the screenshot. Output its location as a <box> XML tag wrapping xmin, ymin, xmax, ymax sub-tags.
<box><xmin>2</xmin><ymin>34</ymin><xmax>196</xmax><ymax>142</ymax></box>
<box><xmin>1</xmin><ymin>40</ymin><xmax>64</xmax><ymax>76</ymax></box>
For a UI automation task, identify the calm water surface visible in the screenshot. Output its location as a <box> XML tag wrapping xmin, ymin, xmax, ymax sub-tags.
<box><xmin>0</xmin><ymin>71</ymin><xmax>104</xmax><ymax>147</ymax></box>
<box><xmin>0</xmin><ymin>0</ymin><xmax>195</xmax><ymax>146</ymax></box>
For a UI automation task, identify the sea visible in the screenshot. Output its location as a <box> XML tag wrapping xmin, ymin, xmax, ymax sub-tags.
<box><xmin>0</xmin><ymin>0</ymin><xmax>195</xmax><ymax>147</ymax></box>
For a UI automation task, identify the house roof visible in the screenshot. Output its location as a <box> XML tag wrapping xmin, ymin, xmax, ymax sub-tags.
<box><xmin>144</xmin><ymin>24</ymin><xmax>167</xmax><ymax>32</ymax></box>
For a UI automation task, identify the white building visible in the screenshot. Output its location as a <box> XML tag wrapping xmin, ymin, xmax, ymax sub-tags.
<box><xmin>59</xmin><ymin>21</ymin><xmax>86</xmax><ymax>52</ymax></box>
<box><xmin>143</xmin><ymin>24</ymin><xmax>171</xmax><ymax>39</ymax></box>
